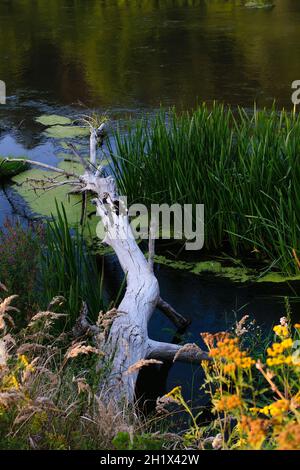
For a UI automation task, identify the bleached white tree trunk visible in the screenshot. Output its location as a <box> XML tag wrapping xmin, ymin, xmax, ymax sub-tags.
<box><xmin>82</xmin><ymin>129</ymin><xmax>210</xmax><ymax>403</ymax></box>
<box><xmin>91</xmin><ymin>188</ymin><xmax>210</xmax><ymax>403</ymax></box>
<box><xmin>12</xmin><ymin>124</ymin><xmax>210</xmax><ymax>403</ymax></box>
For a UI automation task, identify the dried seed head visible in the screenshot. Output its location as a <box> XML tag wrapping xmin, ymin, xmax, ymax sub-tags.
<box><xmin>125</xmin><ymin>359</ymin><xmax>163</xmax><ymax>376</ymax></box>
<box><xmin>65</xmin><ymin>341</ymin><xmax>102</xmax><ymax>360</ymax></box>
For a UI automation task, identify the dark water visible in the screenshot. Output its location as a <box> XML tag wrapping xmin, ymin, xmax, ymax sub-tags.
<box><xmin>104</xmin><ymin>255</ymin><xmax>299</xmax><ymax>406</ymax></box>
<box><xmin>2</xmin><ymin>0</ymin><xmax>300</xmax><ymax>217</ymax></box>
<box><xmin>1</xmin><ymin>0</ymin><xmax>300</xmax><ymax>115</ymax></box>
<box><xmin>1</xmin><ymin>0</ymin><xmax>300</xmax><ymax>402</ymax></box>
<box><xmin>147</xmin><ymin>267</ymin><xmax>298</xmax><ymax>405</ymax></box>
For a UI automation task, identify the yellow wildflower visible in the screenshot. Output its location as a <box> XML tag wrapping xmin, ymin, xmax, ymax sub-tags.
<box><xmin>260</xmin><ymin>399</ymin><xmax>289</xmax><ymax>419</ymax></box>
<box><xmin>277</xmin><ymin>423</ymin><xmax>300</xmax><ymax>450</ymax></box>
<box><xmin>240</xmin><ymin>416</ymin><xmax>269</xmax><ymax>450</ymax></box>
<box><xmin>2</xmin><ymin>374</ymin><xmax>19</xmax><ymax>390</ymax></box>
<box><xmin>273</xmin><ymin>325</ymin><xmax>289</xmax><ymax>339</ymax></box>
<box><xmin>164</xmin><ymin>386</ymin><xmax>182</xmax><ymax>404</ymax></box>
<box><xmin>210</xmin><ymin>337</ymin><xmax>254</xmax><ymax>370</ymax></box>
<box><xmin>215</xmin><ymin>394</ymin><xmax>242</xmax><ymax>412</ymax></box>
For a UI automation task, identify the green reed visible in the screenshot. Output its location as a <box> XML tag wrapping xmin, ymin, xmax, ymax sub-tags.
<box><xmin>108</xmin><ymin>103</ymin><xmax>300</xmax><ymax>276</ymax></box>
<box><xmin>40</xmin><ymin>202</ymin><xmax>105</xmax><ymax>326</ymax></box>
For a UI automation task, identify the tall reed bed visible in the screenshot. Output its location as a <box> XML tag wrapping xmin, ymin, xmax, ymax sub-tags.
<box><xmin>108</xmin><ymin>104</ymin><xmax>300</xmax><ymax>276</ymax></box>
<box><xmin>40</xmin><ymin>204</ymin><xmax>105</xmax><ymax>326</ymax></box>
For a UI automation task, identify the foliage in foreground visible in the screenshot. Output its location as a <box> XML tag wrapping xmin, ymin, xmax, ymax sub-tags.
<box><xmin>0</xmin><ymin>210</ymin><xmax>104</xmax><ymax>329</ymax></box>
<box><xmin>160</xmin><ymin>313</ymin><xmax>300</xmax><ymax>450</ymax></box>
<box><xmin>110</xmin><ymin>104</ymin><xmax>300</xmax><ymax>276</ymax></box>
<box><xmin>40</xmin><ymin>204</ymin><xmax>105</xmax><ymax>326</ymax></box>
<box><xmin>0</xmin><ymin>289</ymin><xmax>163</xmax><ymax>450</ymax></box>
<box><xmin>1</xmin><ymin>284</ymin><xmax>300</xmax><ymax>450</ymax></box>
<box><xmin>0</xmin><ymin>219</ymin><xmax>43</xmax><ymax>317</ymax></box>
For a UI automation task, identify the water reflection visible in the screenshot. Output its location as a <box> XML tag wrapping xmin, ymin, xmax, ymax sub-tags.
<box><xmin>0</xmin><ymin>0</ymin><xmax>299</xmax><ymax>114</ymax></box>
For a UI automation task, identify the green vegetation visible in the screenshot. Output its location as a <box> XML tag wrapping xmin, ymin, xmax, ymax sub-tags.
<box><xmin>0</xmin><ymin>219</ymin><xmax>43</xmax><ymax>317</ymax></box>
<box><xmin>161</xmin><ymin>313</ymin><xmax>300</xmax><ymax>450</ymax></box>
<box><xmin>40</xmin><ymin>204</ymin><xmax>105</xmax><ymax>325</ymax></box>
<box><xmin>0</xmin><ymin>205</ymin><xmax>104</xmax><ymax>328</ymax></box>
<box><xmin>0</xmin><ymin>157</ymin><xmax>28</xmax><ymax>181</ymax></box>
<box><xmin>35</xmin><ymin>114</ymin><xmax>72</xmax><ymax>126</ymax></box>
<box><xmin>112</xmin><ymin>432</ymin><xmax>163</xmax><ymax>450</ymax></box>
<box><xmin>1</xmin><ymin>291</ymin><xmax>299</xmax><ymax>450</ymax></box>
<box><xmin>109</xmin><ymin>104</ymin><xmax>300</xmax><ymax>276</ymax></box>
<box><xmin>11</xmin><ymin>159</ymin><xmax>98</xmax><ymax>233</ymax></box>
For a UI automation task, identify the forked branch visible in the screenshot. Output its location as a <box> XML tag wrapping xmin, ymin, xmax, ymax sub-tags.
<box><xmin>10</xmin><ymin>124</ymin><xmax>208</xmax><ymax>403</ymax></box>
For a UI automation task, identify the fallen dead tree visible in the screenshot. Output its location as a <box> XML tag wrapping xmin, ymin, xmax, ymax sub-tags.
<box><xmin>11</xmin><ymin>121</ymin><xmax>210</xmax><ymax>403</ymax></box>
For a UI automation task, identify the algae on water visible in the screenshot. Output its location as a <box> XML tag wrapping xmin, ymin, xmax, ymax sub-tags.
<box><xmin>153</xmin><ymin>255</ymin><xmax>300</xmax><ymax>284</ymax></box>
<box><xmin>35</xmin><ymin>114</ymin><xmax>72</xmax><ymax>126</ymax></box>
<box><xmin>0</xmin><ymin>157</ymin><xmax>28</xmax><ymax>180</ymax></box>
<box><xmin>35</xmin><ymin>114</ymin><xmax>89</xmax><ymax>139</ymax></box>
<box><xmin>43</xmin><ymin>125</ymin><xmax>89</xmax><ymax>139</ymax></box>
<box><xmin>11</xmin><ymin>163</ymin><xmax>98</xmax><ymax>237</ymax></box>
<box><xmin>153</xmin><ymin>255</ymin><xmax>256</xmax><ymax>283</ymax></box>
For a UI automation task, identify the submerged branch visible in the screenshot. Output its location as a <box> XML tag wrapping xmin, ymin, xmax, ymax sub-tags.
<box><xmin>9</xmin><ymin>158</ymin><xmax>83</xmax><ymax>181</ymax></box>
<box><xmin>147</xmin><ymin>340</ymin><xmax>211</xmax><ymax>364</ymax></box>
<box><xmin>157</xmin><ymin>297</ymin><xmax>190</xmax><ymax>329</ymax></box>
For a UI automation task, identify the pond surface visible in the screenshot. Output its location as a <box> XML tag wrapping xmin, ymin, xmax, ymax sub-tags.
<box><xmin>147</xmin><ymin>266</ymin><xmax>299</xmax><ymax>406</ymax></box>
<box><xmin>1</xmin><ymin>0</ymin><xmax>300</xmax><ymax>402</ymax></box>
<box><xmin>1</xmin><ymin>0</ymin><xmax>300</xmax><ymax>114</ymax></box>
<box><xmin>1</xmin><ymin>0</ymin><xmax>300</xmax><ymax>222</ymax></box>
<box><xmin>104</xmin><ymin>255</ymin><xmax>299</xmax><ymax>406</ymax></box>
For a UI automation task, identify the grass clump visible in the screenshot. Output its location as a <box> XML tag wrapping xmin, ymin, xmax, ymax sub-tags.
<box><xmin>43</xmin><ymin>125</ymin><xmax>89</xmax><ymax>139</ymax></box>
<box><xmin>0</xmin><ymin>204</ymin><xmax>104</xmax><ymax>329</ymax></box>
<box><xmin>0</xmin><ymin>291</ymin><xmax>153</xmax><ymax>450</ymax></box>
<box><xmin>109</xmin><ymin>104</ymin><xmax>300</xmax><ymax>276</ymax></box>
<box><xmin>39</xmin><ymin>203</ymin><xmax>105</xmax><ymax>327</ymax></box>
<box><xmin>0</xmin><ymin>219</ymin><xmax>43</xmax><ymax>318</ymax></box>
